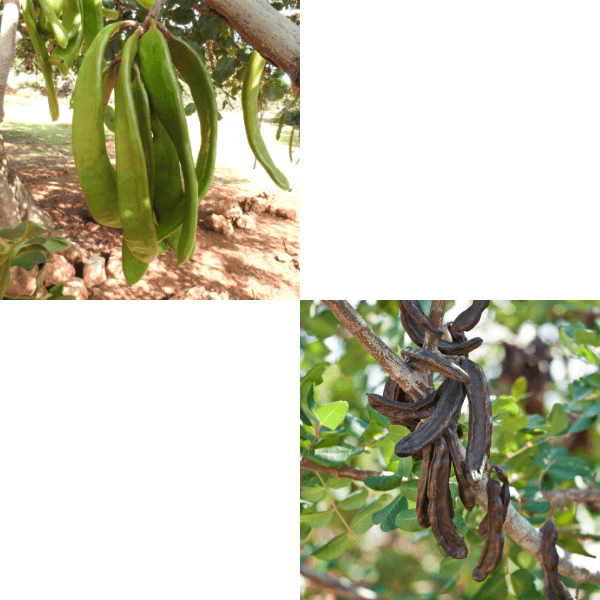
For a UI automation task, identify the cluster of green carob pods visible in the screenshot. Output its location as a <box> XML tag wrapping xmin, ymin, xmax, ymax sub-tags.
<box><xmin>72</xmin><ymin>19</ymin><xmax>219</xmax><ymax>283</ymax></box>
<box><xmin>21</xmin><ymin>0</ymin><xmax>116</xmax><ymax>120</ymax></box>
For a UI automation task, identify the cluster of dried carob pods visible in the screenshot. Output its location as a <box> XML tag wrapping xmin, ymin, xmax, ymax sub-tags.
<box><xmin>367</xmin><ymin>301</ymin><xmax>511</xmax><ymax>580</ymax></box>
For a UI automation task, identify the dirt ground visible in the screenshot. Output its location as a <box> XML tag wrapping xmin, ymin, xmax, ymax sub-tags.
<box><xmin>2</xmin><ymin>83</ymin><xmax>300</xmax><ymax>300</ymax></box>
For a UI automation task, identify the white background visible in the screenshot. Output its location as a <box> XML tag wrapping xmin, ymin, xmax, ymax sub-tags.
<box><xmin>303</xmin><ymin>1</ymin><xmax>600</xmax><ymax>298</ymax></box>
<box><xmin>0</xmin><ymin>302</ymin><xmax>297</xmax><ymax>599</ymax></box>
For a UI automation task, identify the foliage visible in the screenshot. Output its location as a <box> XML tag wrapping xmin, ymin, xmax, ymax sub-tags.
<box><xmin>9</xmin><ymin>0</ymin><xmax>299</xmax><ymax>112</ymax></box>
<box><xmin>300</xmin><ymin>301</ymin><xmax>600</xmax><ymax>599</ymax></box>
<box><xmin>0</xmin><ymin>221</ymin><xmax>74</xmax><ymax>299</ymax></box>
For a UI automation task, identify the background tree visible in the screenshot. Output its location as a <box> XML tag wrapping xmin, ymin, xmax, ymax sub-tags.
<box><xmin>301</xmin><ymin>301</ymin><xmax>600</xmax><ymax>600</ymax></box>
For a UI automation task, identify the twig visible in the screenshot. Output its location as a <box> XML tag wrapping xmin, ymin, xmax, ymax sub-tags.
<box><xmin>315</xmin><ymin>473</ymin><xmax>360</xmax><ymax>542</ymax></box>
<box><xmin>301</xmin><ymin>563</ymin><xmax>379</xmax><ymax>600</ymax></box>
<box><xmin>301</xmin><ymin>458</ymin><xmax>381</xmax><ymax>482</ymax></box>
<box><xmin>323</xmin><ymin>301</ymin><xmax>428</xmax><ymax>399</ymax></box>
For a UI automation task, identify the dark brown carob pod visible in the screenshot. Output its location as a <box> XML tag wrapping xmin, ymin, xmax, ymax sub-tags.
<box><xmin>541</xmin><ymin>519</ymin><xmax>575</xmax><ymax>600</ymax></box>
<box><xmin>366</xmin><ymin>383</ymin><xmax>444</xmax><ymax>418</ymax></box>
<box><xmin>444</xmin><ymin>426</ymin><xmax>476</xmax><ymax>511</ymax></box>
<box><xmin>399</xmin><ymin>304</ymin><xmax>483</xmax><ymax>356</ymax></box>
<box><xmin>397</xmin><ymin>301</ymin><xmax>443</xmax><ymax>338</ymax></box>
<box><xmin>415</xmin><ymin>443</ymin><xmax>434</xmax><ymax>528</ymax></box>
<box><xmin>450</xmin><ymin>301</ymin><xmax>491</xmax><ymax>333</ymax></box>
<box><xmin>427</xmin><ymin>436</ymin><xmax>468</xmax><ymax>559</ymax></box>
<box><xmin>478</xmin><ymin>467</ymin><xmax>510</xmax><ymax>536</ymax></box>
<box><xmin>401</xmin><ymin>347</ymin><xmax>472</xmax><ymax>385</ymax></box>
<box><xmin>462</xmin><ymin>358</ymin><xmax>493</xmax><ymax>483</ymax></box>
<box><xmin>394</xmin><ymin>378</ymin><xmax>466</xmax><ymax>458</ymax></box>
<box><xmin>367</xmin><ymin>394</ymin><xmax>434</xmax><ymax>421</ymax></box>
<box><xmin>472</xmin><ymin>467</ymin><xmax>507</xmax><ymax>582</ymax></box>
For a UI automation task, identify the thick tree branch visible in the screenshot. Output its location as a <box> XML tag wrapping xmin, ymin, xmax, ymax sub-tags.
<box><xmin>200</xmin><ymin>0</ymin><xmax>300</xmax><ymax>91</ymax></box>
<box><xmin>323</xmin><ymin>301</ymin><xmax>429</xmax><ymax>399</ymax></box>
<box><xmin>301</xmin><ymin>563</ymin><xmax>379</xmax><ymax>600</ymax></box>
<box><xmin>540</xmin><ymin>489</ymin><xmax>600</xmax><ymax>504</ymax></box>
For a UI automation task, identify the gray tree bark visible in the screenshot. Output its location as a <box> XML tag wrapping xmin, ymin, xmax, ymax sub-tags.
<box><xmin>0</xmin><ymin>133</ymin><xmax>53</xmax><ymax>229</ymax></box>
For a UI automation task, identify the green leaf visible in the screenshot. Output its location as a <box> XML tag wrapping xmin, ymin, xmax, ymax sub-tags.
<box><xmin>350</xmin><ymin>496</ymin><xmax>390</xmax><ymax>533</ymax></box>
<box><xmin>300</xmin><ymin>486</ymin><xmax>326</xmax><ymax>503</ymax></box>
<box><xmin>400</xmin><ymin>479</ymin><xmax>419</xmax><ymax>502</ymax></box>
<box><xmin>574</xmin><ymin>328</ymin><xmax>600</xmax><ymax>347</ymax></box>
<box><xmin>372</xmin><ymin>495</ymin><xmax>407</xmax><ymax>532</ymax></box>
<box><xmin>395</xmin><ymin>456</ymin><xmax>413</xmax><ymax>478</ymax></box>
<box><xmin>300</xmin><ymin>510</ymin><xmax>334</xmax><ymax>528</ymax></box>
<box><xmin>510</xmin><ymin>569</ymin><xmax>538</xmax><ymax>600</ymax></box>
<box><xmin>315</xmin><ymin>401</ymin><xmax>349</xmax><ymax>430</ymax></box>
<box><xmin>301</xmin><ymin>362</ymin><xmax>330</xmax><ymax>387</ymax></box>
<box><xmin>311</xmin><ymin>533</ymin><xmax>348</xmax><ymax>561</ymax></box>
<box><xmin>522</xmin><ymin>500</ymin><xmax>551</xmax><ymax>514</ymax></box>
<box><xmin>548</xmin><ymin>403</ymin><xmax>570</xmax><ymax>435</ymax></box>
<box><xmin>581</xmin><ymin>401</ymin><xmax>600</xmax><ymax>419</ymax></box>
<box><xmin>440</xmin><ymin>555</ymin><xmax>463</xmax><ymax>577</ymax></box>
<box><xmin>395</xmin><ymin>508</ymin><xmax>422</xmax><ymax>532</ymax></box>
<box><xmin>11</xmin><ymin>250</ymin><xmax>46</xmax><ymax>270</ymax></box>
<box><xmin>345</xmin><ymin>414</ymin><xmax>368</xmax><ymax>439</ymax></box>
<box><xmin>559</xmin><ymin>326</ymin><xmax>577</xmax><ymax>353</ymax></box>
<box><xmin>213</xmin><ymin>57</ymin><xmax>237</xmax><ymax>85</ymax></box>
<box><xmin>499</xmin><ymin>415</ymin><xmax>529</xmax><ymax>433</ymax></box>
<box><xmin>366</xmin><ymin>403</ymin><xmax>390</xmax><ymax>427</ymax></box>
<box><xmin>568</xmin><ymin>416</ymin><xmax>592</xmax><ymax>434</ymax></box>
<box><xmin>363</xmin><ymin>473</ymin><xmax>402</xmax><ymax>491</ymax></box>
<box><xmin>307</xmin><ymin>446</ymin><xmax>353</xmax><ymax>467</ymax></box>
<box><xmin>338</xmin><ymin>487</ymin><xmax>368</xmax><ymax>511</ymax></box>
<box><xmin>493</xmin><ymin>396</ymin><xmax>520</xmax><ymax>417</ymax></box>
<box><xmin>511</xmin><ymin>377</ymin><xmax>528</xmax><ymax>398</ymax></box>
<box><xmin>300</xmin><ymin>523</ymin><xmax>311</xmax><ymax>540</ymax></box>
<box><xmin>263</xmin><ymin>82</ymin><xmax>286</xmax><ymax>101</ymax></box>
<box><xmin>184</xmin><ymin>102</ymin><xmax>196</xmax><ymax>116</ymax></box>
<box><xmin>453</xmin><ymin>514</ymin><xmax>468</xmax><ymax>534</ymax></box>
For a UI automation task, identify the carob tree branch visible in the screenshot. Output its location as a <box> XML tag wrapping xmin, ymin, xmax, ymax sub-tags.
<box><xmin>323</xmin><ymin>301</ymin><xmax>429</xmax><ymax>399</ymax></box>
<box><xmin>199</xmin><ymin>0</ymin><xmax>300</xmax><ymax>91</ymax></box>
<box><xmin>540</xmin><ymin>489</ymin><xmax>600</xmax><ymax>504</ymax></box>
<box><xmin>321</xmin><ymin>300</ymin><xmax>600</xmax><ymax>586</ymax></box>
<box><xmin>301</xmin><ymin>563</ymin><xmax>379</xmax><ymax>600</ymax></box>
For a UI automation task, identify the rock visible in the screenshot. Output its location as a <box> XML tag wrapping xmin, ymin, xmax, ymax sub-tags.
<box><xmin>84</xmin><ymin>221</ymin><xmax>100</xmax><ymax>232</ymax></box>
<box><xmin>213</xmin><ymin>198</ymin><xmax>243</xmax><ymax>219</ymax></box>
<box><xmin>83</xmin><ymin>256</ymin><xmax>107</xmax><ymax>288</ymax></box>
<box><xmin>60</xmin><ymin>243</ymin><xmax>88</xmax><ymax>265</ymax></box>
<box><xmin>207</xmin><ymin>292</ymin><xmax>222</xmax><ymax>300</ymax></box>
<box><xmin>185</xmin><ymin>286</ymin><xmax>207</xmax><ymax>299</ymax></box>
<box><xmin>203</xmin><ymin>214</ymin><xmax>234</xmax><ymax>236</ymax></box>
<box><xmin>4</xmin><ymin>265</ymin><xmax>39</xmax><ymax>297</ymax></box>
<box><xmin>275</xmin><ymin>207</ymin><xmax>297</xmax><ymax>220</ymax></box>
<box><xmin>62</xmin><ymin>277</ymin><xmax>89</xmax><ymax>300</ymax></box>
<box><xmin>44</xmin><ymin>253</ymin><xmax>76</xmax><ymax>287</ymax></box>
<box><xmin>256</xmin><ymin>191</ymin><xmax>275</xmax><ymax>202</ymax></box>
<box><xmin>235</xmin><ymin>215</ymin><xmax>255</xmax><ymax>230</ymax></box>
<box><xmin>106</xmin><ymin>250</ymin><xmax>124</xmax><ymax>279</ymax></box>
<box><xmin>264</xmin><ymin>204</ymin><xmax>276</xmax><ymax>215</ymax></box>
<box><xmin>276</xmin><ymin>253</ymin><xmax>293</xmax><ymax>263</ymax></box>
<box><xmin>239</xmin><ymin>196</ymin><xmax>266</xmax><ymax>215</ymax></box>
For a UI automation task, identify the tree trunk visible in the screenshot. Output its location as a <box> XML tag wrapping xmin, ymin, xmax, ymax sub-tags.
<box><xmin>0</xmin><ymin>132</ymin><xmax>53</xmax><ymax>229</ymax></box>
